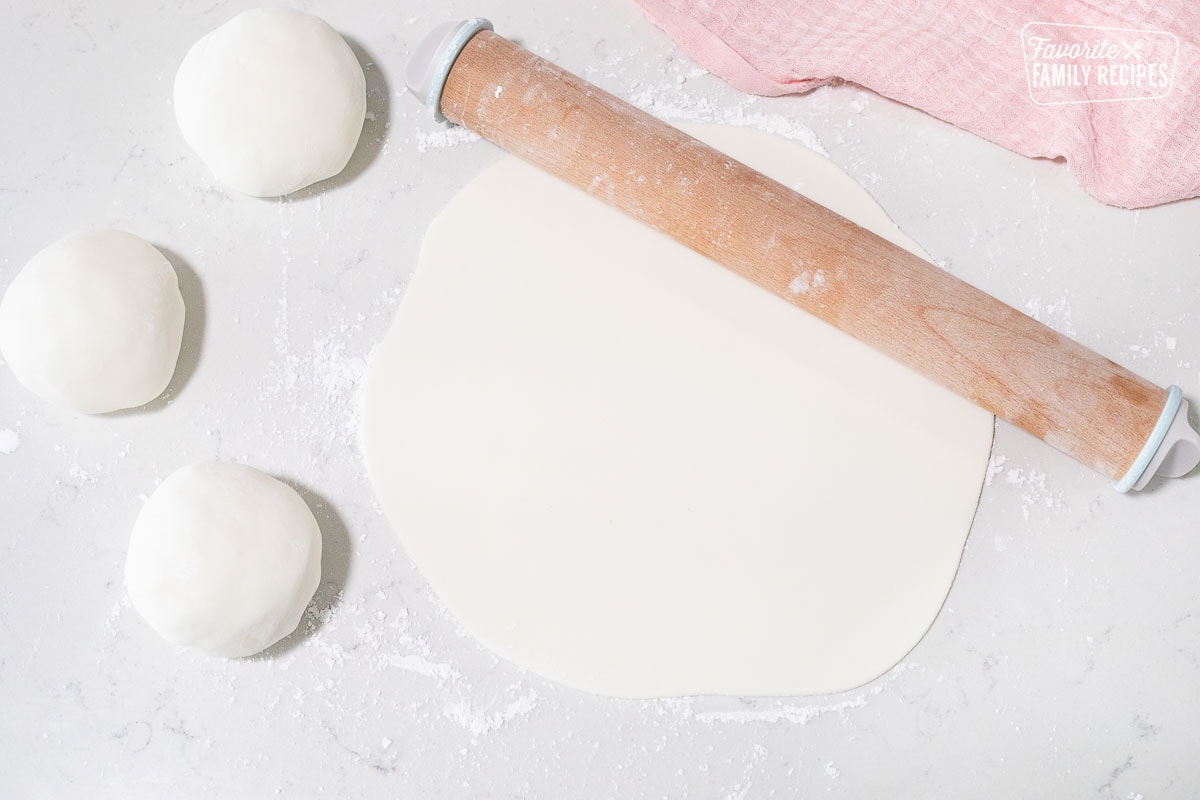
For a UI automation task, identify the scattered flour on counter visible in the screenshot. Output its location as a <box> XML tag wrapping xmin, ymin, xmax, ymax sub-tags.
<box><xmin>648</xmin><ymin>695</ymin><xmax>696</xmax><ymax>718</ymax></box>
<box><xmin>68</xmin><ymin>461</ymin><xmax>95</xmax><ymax>485</ymax></box>
<box><xmin>726</xmin><ymin>782</ymin><xmax>753</xmax><ymax>800</ymax></box>
<box><xmin>104</xmin><ymin>593</ymin><xmax>132</xmax><ymax>634</ymax></box>
<box><xmin>1003</xmin><ymin>464</ymin><xmax>1062</xmax><ymax>519</ymax></box>
<box><xmin>1023</xmin><ymin>294</ymin><xmax>1077</xmax><ymax>337</ymax></box>
<box><xmin>443</xmin><ymin>686</ymin><xmax>540</xmax><ymax>737</ymax></box>
<box><xmin>824</xmin><ymin>762</ymin><xmax>841</xmax><ymax>779</ymax></box>
<box><xmin>693</xmin><ymin>661</ymin><xmax>917</xmax><ymax>724</ymax></box>
<box><xmin>259</xmin><ymin>319</ymin><xmax>372</xmax><ymax>456</ymax></box>
<box><xmin>281</xmin><ymin>579</ymin><xmax>469</xmax><ymax>697</ymax></box>
<box><xmin>985</xmin><ymin>454</ymin><xmax>1008</xmax><ymax>486</ymax></box>
<box><xmin>388</xmin><ymin>653</ymin><xmax>459</xmax><ymax>681</ymax></box>
<box><xmin>50</xmin><ymin>442</ymin><xmax>119</xmax><ymax>488</ymax></box>
<box><xmin>1127</xmin><ymin>331</ymin><xmax>1180</xmax><ymax>360</ymax></box>
<box><xmin>0</xmin><ymin>428</ymin><xmax>19</xmax><ymax>454</ymax></box>
<box><xmin>626</xmin><ymin>82</ymin><xmax>827</xmax><ymax>156</ymax></box>
<box><xmin>415</xmin><ymin>127</ymin><xmax>481</xmax><ymax>153</ymax></box>
<box><xmin>694</xmin><ymin>694</ymin><xmax>867</xmax><ymax>725</ymax></box>
<box><xmin>250</xmin><ymin>284</ymin><xmax>407</xmax><ymax>459</ymax></box>
<box><xmin>311</xmin><ymin>332</ymin><xmax>368</xmax><ymax>436</ymax></box>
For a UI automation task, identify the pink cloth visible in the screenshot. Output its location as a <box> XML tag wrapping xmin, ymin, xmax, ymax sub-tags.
<box><xmin>636</xmin><ymin>0</ymin><xmax>1200</xmax><ymax>208</ymax></box>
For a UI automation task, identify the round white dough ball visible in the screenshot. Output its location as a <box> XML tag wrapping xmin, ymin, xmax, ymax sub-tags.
<box><xmin>125</xmin><ymin>462</ymin><xmax>323</xmax><ymax>658</ymax></box>
<box><xmin>174</xmin><ymin>7</ymin><xmax>367</xmax><ymax>196</ymax></box>
<box><xmin>0</xmin><ymin>230</ymin><xmax>185</xmax><ymax>414</ymax></box>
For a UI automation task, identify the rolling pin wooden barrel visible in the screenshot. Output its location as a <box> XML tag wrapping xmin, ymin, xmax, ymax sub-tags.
<box><xmin>405</xmin><ymin>19</ymin><xmax>1200</xmax><ymax>492</ymax></box>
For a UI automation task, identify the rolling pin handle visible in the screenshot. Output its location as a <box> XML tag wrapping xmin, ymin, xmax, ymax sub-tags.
<box><xmin>1118</xmin><ymin>386</ymin><xmax>1200</xmax><ymax>492</ymax></box>
<box><xmin>404</xmin><ymin>18</ymin><xmax>493</xmax><ymax>123</ymax></box>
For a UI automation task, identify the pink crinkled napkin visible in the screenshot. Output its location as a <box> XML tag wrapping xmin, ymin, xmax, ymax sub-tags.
<box><xmin>636</xmin><ymin>0</ymin><xmax>1200</xmax><ymax>208</ymax></box>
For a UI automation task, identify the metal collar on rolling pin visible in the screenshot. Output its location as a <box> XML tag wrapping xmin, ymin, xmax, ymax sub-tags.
<box><xmin>404</xmin><ymin>18</ymin><xmax>1200</xmax><ymax>493</ymax></box>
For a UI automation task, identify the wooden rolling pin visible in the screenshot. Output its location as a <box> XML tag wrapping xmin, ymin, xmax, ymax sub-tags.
<box><xmin>405</xmin><ymin>19</ymin><xmax>1200</xmax><ymax>492</ymax></box>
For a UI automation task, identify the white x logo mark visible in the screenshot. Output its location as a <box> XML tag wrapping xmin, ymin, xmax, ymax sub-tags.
<box><xmin>1122</xmin><ymin>39</ymin><xmax>1145</xmax><ymax>60</ymax></box>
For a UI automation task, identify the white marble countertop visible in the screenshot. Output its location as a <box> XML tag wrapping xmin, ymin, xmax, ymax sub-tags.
<box><xmin>2</xmin><ymin>1</ymin><xmax>1198</xmax><ymax>797</ymax></box>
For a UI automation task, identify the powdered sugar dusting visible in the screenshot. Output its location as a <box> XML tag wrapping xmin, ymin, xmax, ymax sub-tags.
<box><xmin>1127</xmin><ymin>330</ymin><xmax>1183</xmax><ymax>360</ymax></box>
<box><xmin>388</xmin><ymin>653</ymin><xmax>459</xmax><ymax>680</ymax></box>
<box><xmin>573</xmin><ymin>41</ymin><xmax>828</xmax><ymax>153</ymax></box>
<box><xmin>1002</xmin><ymin>461</ymin><xmax>1063</xmax><ymax>520</ymax></box>
<box><xmin>0</xmin><ymin>428</ymin><xmax>19</xmax><ymax>454</ymax></box>
<box><xmin>694</xmin><ymin>662</ymin><xmax>917</xmax><ymax>724</ymax></box>
<box><xmin>984</xmin><ymin>453</ymin><xmax>1008</xmax><ymax>486</ymax></box>
<box><xmin>414</xmin><ymin>127</ymin><xmax>481</xmax><ymax>153</ymax></box>
<box><xmin>444</xmin><ymin>686</ymin><xmax>540</xmax><ymax>737</ymax></box>
<box><xmin>627</xmin><ymin>84</ymin><xmax>827</xmax><ymax>155</ymax></box>
<box><xmin>1023</xmin><ymin>294</ymin><xmax>1077</xmax><ymax>337</ymax></box>
<box><xmin>696</xmin><ymin>694</ymin><xmax>868</xmax><ymax>725</ymax></box>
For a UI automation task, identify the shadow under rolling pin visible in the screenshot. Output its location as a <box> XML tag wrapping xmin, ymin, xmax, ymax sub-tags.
<box><xmin>405</xmin><ymin>19</ymin><xmax>1200</xmax><ymax>493</ymax></box>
